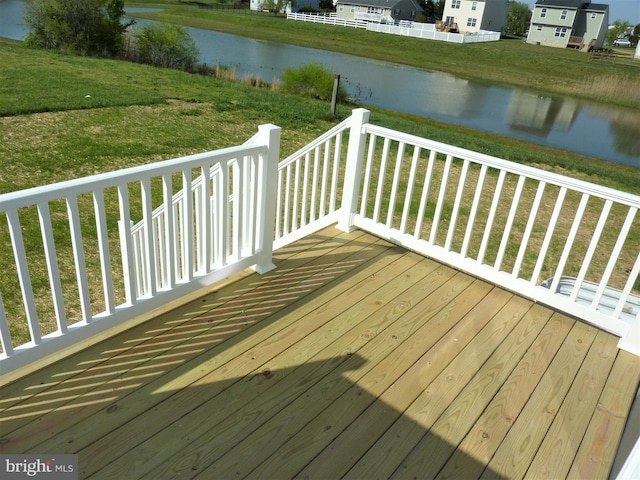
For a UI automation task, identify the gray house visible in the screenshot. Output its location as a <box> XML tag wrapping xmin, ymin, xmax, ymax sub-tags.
<box><xmin>526</xmin><ymin>0</ymin><xmax>609</xmax><ymax>50</ymax></box>
<box><xmin>336</xmin><ymin>0</ymin><xmax>423</xmax><ymax>23</ymax></box>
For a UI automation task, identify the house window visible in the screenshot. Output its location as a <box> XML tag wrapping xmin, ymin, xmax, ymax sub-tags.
<box><xmin>536</xmin><ymin>25</ymin><xmax>543</xmax><ymax>31</ymax></box>
<box><xmin>471</xmin><ymin>1</ymin><xmax>477</xmax><ymax>10</ymax></box>
<box><xmin>451</xmin><ymin>0</ymin><xmax>461</xmax><ymax>9</ymax></box>
<box><xmin>560</xmin><ymin>9</ymin><xmax>568</xmax><ymax>20</ymax></box>
<box><xmin>367</xmin><ymin>6</ymin><xmax>381</xmax><ymax>13</ymax></box>
<box><xmin>445</xmin><ymin>15</ymin><xmax>455</xmax><ymax>25</ymax></box>
<box><xmin>467</xmin><ymin>17</ymin><xmax>477</xmax><ymax>27</ymax></box>
<box><xmin>540</xmin><ymin>8</ymin><xmax>547</xmax><ymax>18</ymax></box>
<box><xmin>554</xmin><ymin>27</ymin><xmax>567</xmax><ymax>37</ymax></box>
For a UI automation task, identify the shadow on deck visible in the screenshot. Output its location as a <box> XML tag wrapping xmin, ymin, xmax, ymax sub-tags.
<box><xmin>1</xmin><ymin>227</ymin><xmax>639</xmax><ymax>479</ymax></box>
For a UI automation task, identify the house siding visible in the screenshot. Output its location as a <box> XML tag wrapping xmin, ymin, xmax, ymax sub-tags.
<box><xmin>526</xmin><ymin>1</ymin><xmax>608</xmax><ymax>49</ymax></box>
<box><xmin>337</xmin><ymin>0</ymin><xmax>421</xmax><ymax>21</ymax></box>
<box><xmin>442</xmin><ymin>0</ymin><xmax>507</xmax><ymax>34</ymax></box>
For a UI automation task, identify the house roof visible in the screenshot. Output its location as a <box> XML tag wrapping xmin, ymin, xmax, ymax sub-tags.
<box><xmin>583</xmin><ymin>3</ymin><xmax>608</xmax><ymax>12</ymax></box>
<box><xmin>339</xmin><ymin>0</ymin><xmax>418</xmax><ymax>8</ymax></box>
<box><xmin>533</xmin><ymin>0</ymin><xmax>585</xmax><ymax>9</ymax></box>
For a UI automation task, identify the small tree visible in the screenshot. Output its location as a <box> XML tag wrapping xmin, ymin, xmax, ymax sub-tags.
<box><xmin>281</xmin><ymin>63</ymin><xmax>347</xmax><ymax>103</ymax></box>
<box><xmin>24</xmin><ymin>0</ymin><xmax>132</xmax><ymax>57</ymax></box>
<box><xmin>606</xmin><ymin>19</ymin><xmax>632</xmax><ymax>45</ymax></box>
<box><xmin>260</xmin><ymin>0</ymin><xmax>297</xmax><ymax>14</ymax></box>
<box><xmin>506</xmin><ymin>1</ymin><xmax>532</xmax><ymax>37</ymax></box>
<box><xmin>132</xmin><ymin>23</ymin><xmax>200</xmax><ymax>71</ymax></box>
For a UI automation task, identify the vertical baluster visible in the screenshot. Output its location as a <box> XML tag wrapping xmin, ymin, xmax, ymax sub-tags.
<box><xmin>512</xmin><ymin>181</ymin><xmax>546</xmax><ymax>278</ymax></box>
<box><xmin>219</xmin><ymin>161</ymin><xmax>229</xmax><ymax>267</ymax></box>
<box><xmin>373</xmin><ymin>138</ymin><xmax>391</xmax><ymax>223</ymax></box>
<box><xmin>310</xmin><ymin>146</ymin><xmax>321</xmax><ymax>222</ymax></box>
<box><xmin>400</xmin><ymin>146</ymin><xmax>421</xmax><ymax>235</ymax></box>
<box><xmin>615</xmin><ymin>251</ymin><xmax>640</xmax><ymax>319</ymax></box>
<box><xmin>530</xmin><ymin>187</ymin><xmax>567</xmax><ymax>285</ymax></box>
<box><xmin>248</xmin><ymin>155</ymin><xmax>258</xmax><ymax>255</ymax></box>
<box><xmin>141</xmin><ymin>178</ymin><xmax>156</xmax><ymax>297</ymax></box>
<box><xmin>66</xmin><ymin>196</ymin><xmax>92</xmax><ymax>321</ymax></box>
<box><xmin>414</xmin><ymin>149</ymin><xmax>437</xmax><ymax>239</ymax></box>
<box><xmin>569</xmin><ymin>200</ymin><xmax>612</xmax><ymax>302</ymax></box>
<box><xmin>494</xmin><ymin>175</ymin><xmax>525</xmax><ymax>271</ymax></box>
<box><xmin>233</xmin><ymin>158</ymin><xmax>244</xmax><ymax>260</ymax></box>
<box><xmin>118</xmin><ymin>183</ymin><xmax>136</xmax><ymax>304</ymax></box>
<box><xmin>0</xmin><ymin>291</ymin><xmax>14</xmax><ymax>356</ymax></box>
<box><xmin>93</xmin><ymin>190</ymin><xmax>115</xmax><ymax>312</ymax></box>
<box><xmin>477</xmin><ymin>169</ymin><xmax>506</xmax><ymax>265</ymax></box>
<box><xmin>301</xmin><ymin>153</ymin><xmax>311</xmax><ymax>227</ymax></box>
<box><xmin>429</xmin><ymin>154</ymin><xmax>453</xmax><ymax>245</ymax></box>
<box><xmin>275</xmin><ymin>168</ymin><xmax>283</xmax><ymax>239</ymax></box>
<box><xmin>184</xmin><ymin>168</ymin><xmax>195</xmax><ymax>279</ymax></box>
<box><xmin>386</xmin><ymin>141</ymin><xmax>405</xmax><ymax>228</ymax></box>
<box><xmin>329</xmin><ymin>131</ymin><xmax>343</xmax><ymax>213</ymax></box>
<box><xmin>319</xmin><ymin>139</ymin><xmax>331</xmax><ymax>217</ymax></box>
<box><xmin>550</xmin><ymin>193</ymin><xmax>589</xmax><ymax>292</ymax></box>
<box><xmin>201</xmin><ymin>163</ymin><xmax>212</xmax><ymax>271</ymax></box>
<box><xmin>445</xmin><ymin>159</ymin><xmax>470</xmax><ymax>252</ymax></box>
<box><xmin>461</xmin><ymin>164</ymin><xmax>488</xmax><ymax>258</ymax></box>
<box><xmin>284</xmin><ymin>163</ymin><xmax>292</xmax><ymax>236</ymax></box>
<box><xmin>6</xmin><ymin>210</ymin><xmax>41</xmax><ymax>344</ymax></box>
<box><xmin>359</xmin><ymin>134</ymin><xmax>377</xmax><ymax>217</ymax></box>
<box><xmin>162</xmin><ymin>173</ymin><xmax>176</xmax><ymax>289</ymax></box>
<box><xmin>592</xmin><ymin>207</ymin><xmax>636</xmax><ymax>310</ymax></box>
<box><xmin>292</xmin><ymin>158</ymin><xmax>301</xmax><ymax>232</ymax></box>
<box><xmin>37</xmin><ymin>202</ymin><xmax>67</xmax><ymax>332</ymax></box>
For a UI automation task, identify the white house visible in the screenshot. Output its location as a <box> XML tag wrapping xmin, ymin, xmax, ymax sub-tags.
<box><xmin>250</xmin><ymin>0</ymin><xmax>320</xmax><ymax>13</ymax></box>
<box><xmin>336</xmin><ymin>0</ymin><xmax>423</xmax><ymax>23</ymax></box>
<box><xmin>526</xmin><ymin>0</ymin><xmax>609</xmax><ymax>50</ymax></box>
<box><xmin>441</xmin><ymin>0</ymin><xmax>509</xmax><ymax>34</ymax></box>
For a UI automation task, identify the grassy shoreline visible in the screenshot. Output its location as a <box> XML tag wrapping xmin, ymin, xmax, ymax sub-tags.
<box><xmin>126</xmin><ymin>0</ymin><xmax>640</xmax><ymax>110</ymax></box>
<box><xmin>1</xmin><ymin>35</ymin><xmax>639</xmax><ymax>347</ymax></box>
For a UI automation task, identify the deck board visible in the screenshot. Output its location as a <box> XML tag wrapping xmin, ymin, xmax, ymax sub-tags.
<box><xmin>1</xmin><ymin>226</ymin><xmax>639</xmax><ymax>480</ymax></box>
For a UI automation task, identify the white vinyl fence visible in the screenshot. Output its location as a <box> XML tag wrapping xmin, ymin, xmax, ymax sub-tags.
<box><xmin>1</xmin><ymin>109</ymin><xmax>638</xmax><ymax>378</ymax></box>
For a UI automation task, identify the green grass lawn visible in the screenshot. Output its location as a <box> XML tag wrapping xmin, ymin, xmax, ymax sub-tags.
<box><xmin>1</xmin><ymin>36</ymin><xmax>639</xmax><ymax>348</ymax></box>
<box><xmin>126</xmin><ymin>0</ymin><xmax>640</xmax><ymax>109</ymax></box>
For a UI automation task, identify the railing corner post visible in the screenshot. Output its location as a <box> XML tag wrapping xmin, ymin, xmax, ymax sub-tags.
<box><xmin>337</xmin><ymin>108</ymin><xmax>370</xmax><ymax>232</ymax></box>
<box><xmin>618</xmin><ymin>314</ymin><xmax>640</xmax><ymax>356</ymax></box>
<box><xmin>254</xmin><ymin>123</ymin><xmax>281</xmax><ymax>274</ymax></box>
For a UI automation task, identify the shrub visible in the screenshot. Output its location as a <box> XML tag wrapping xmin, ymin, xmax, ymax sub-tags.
<box><xmin>24</xmin><ymin>0</ymin><xmax>131</xmax><ymax>57</ymax></box>
<box><xmin>281</xmin><ymin>63</ymin><xmax>347</xmax><ymax>103</ymax></box>
<box><xmin>131</xmin><ymin>23</ymin><xmax>200</xmax><ymax>71</ymax></box>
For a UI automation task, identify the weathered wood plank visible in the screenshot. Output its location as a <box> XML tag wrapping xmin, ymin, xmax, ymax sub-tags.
<box><xmin>295</xmin><ymin>289</ymin><xmax>526</xmax><ymax>480</ymax></box>
<box><xmin>482</xmin><ymin>320</ymin><xmax>599</xmax><ymax>480</ymax></box>
<box><xmin>81</xmin><ymin>251</ymin><xmax>436</xmax><ymax>478</ymax></box>
<box><xmin>1</xmin><ymin>228</ymin><xmax>637</xmax><ymax>480</ymax></box>
<box><xmin>435</xmin><ymin>312</ymin><xmax>575</xmax><ymax>479</ymax></box>
<box><xmin>387</xmin><ymin>301</ymin><xmax>553</xmax><ymax>480</ymax></box>
<box><xmin>524</xmin><ymin>330</ymin><xmax>619</xmax><ymax>479</ymax></box>
<box><xmin>1</xmin><ymin>229</ymin><xmax>376</xmax><ymax>451</ymax></box>
<box><xmin>184</xmin><ymin>275</ymin><xmax>484</xmax><ymax>479</ymax></box>
<box><xmin>568</xmin><ymin>349</ymin><xmax>640</xmax><ymax>479</ymax></box>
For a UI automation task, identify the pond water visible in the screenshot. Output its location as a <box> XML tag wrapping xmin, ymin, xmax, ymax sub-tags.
<box><xmin>1</xmin><ymin>0</ymin><xmax>639</xmax><ymax>168</ymax></box>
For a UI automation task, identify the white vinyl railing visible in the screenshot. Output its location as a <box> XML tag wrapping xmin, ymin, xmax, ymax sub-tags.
<box><xmin>0</xmin><ymin>125</ymin><xmax>280</xmax><ymax>373</ymax></box>
<box><xmin>338</xmin><ymin>109</ymin><xmax>640</xmax><ymax>354</ymax></box>
<box><xmin>1</xmin><ymin>109</ymin><xmax>639</xmax><ymax>377</ymax></box>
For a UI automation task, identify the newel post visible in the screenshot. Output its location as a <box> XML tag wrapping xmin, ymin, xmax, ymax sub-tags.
<box><xmin>253</xmin><ymin>124</ymin><xmax>281</xmax><ymax>274</ymax></box>
<box><xmin>337</xmin><ymin>108</ymin><xmax>370</xmax><ymax>232</ymax></box>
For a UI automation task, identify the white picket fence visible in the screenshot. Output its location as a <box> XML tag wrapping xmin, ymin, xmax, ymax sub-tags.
<box><xmin>286</xmin><ymin>12</ymin><xmax>500</xmax><ymax>43</ymax></box>
<box><xmin>1</xmin><ymin>109</ymin><xmax>639</xmax><ymax>378</ymax></box>
<box><xmin>286</xmin><ymin>12</ymin><xmax>366</xmax><ymax>28</ymax></box>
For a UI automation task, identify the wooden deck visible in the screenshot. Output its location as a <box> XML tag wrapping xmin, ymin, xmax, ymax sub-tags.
<box><xmin>1</xmin><ymin>227</ymin><xmax>639</xmax><ymax>479</ymax></box>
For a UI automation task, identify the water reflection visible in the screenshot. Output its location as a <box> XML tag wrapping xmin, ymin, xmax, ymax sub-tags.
<box><xmin>507</xmin><ymin>92</ymin><xmax>580</xmax><ymax>137</ymax></box>
<box><xmin>1</xmin><ymin>0</ymin><xmax>638</xmax><ymax>167</ymax></box>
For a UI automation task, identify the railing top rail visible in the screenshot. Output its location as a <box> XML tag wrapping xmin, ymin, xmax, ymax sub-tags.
<box><xmin>0</xmin><ymin>143</ymin><xmax>266</xmax><ymax>211</ymax></box>
<box><xmin>279</xmin><ymin>116</ymin><xmax>352</xmax><ymax>168</ymax></box>
<box><xmin>363</xmin><ymin>123</ymin><xmax>640</xmax><ymax>208</ymax></box>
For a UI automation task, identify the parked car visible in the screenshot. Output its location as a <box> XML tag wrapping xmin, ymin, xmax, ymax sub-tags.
<box><xmin>613</xmin><ymin>38</ymin><xmax>632</xmax><ymax>47</ymax></box>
